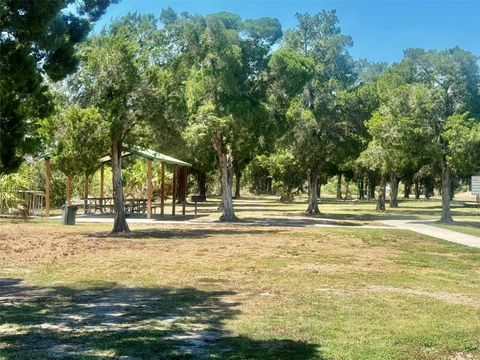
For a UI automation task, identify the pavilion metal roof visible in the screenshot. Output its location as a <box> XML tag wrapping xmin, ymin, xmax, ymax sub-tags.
<box><xmin>99</xmin><ymin>147</ymin><xmax>191</xmax><ymax>167</ymax></box>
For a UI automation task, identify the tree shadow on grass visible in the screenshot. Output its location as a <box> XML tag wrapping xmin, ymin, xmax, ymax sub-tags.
<box><xmin>315</xmin><ymin>209</ymin><xmax>450</xmax><ymax>221</ymax></box>
<box><xmin>86</xmin><ymin>227</ymin><xmax>280</xmax><ymax>240</ymax></box>
<box><xmin>239</xmin><ymin>216</ymin><xmax>362</xmax><ymax>227</ymax></box>
<box><xmin>444</xmin><ymin>221</ymin><xmax>480</xmax><ymax>228</ymax></box>
<box><xmin>318</xmin><ymin>212</ymin><xmax>420</xmax><ymax>221</ymax></box>
<box><xmin>0</xmin><ymin>278</ymin><xmax>323</xmax><ymax>359</ymax></box>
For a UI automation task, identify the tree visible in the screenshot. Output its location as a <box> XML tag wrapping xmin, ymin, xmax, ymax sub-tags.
<box><xmin>330</xmin><ymin>82</ymin><xmax>380</xmax><ymax>201</ymax></box>
<box><xmin>265</xmin><ymin>49</ymin><xmax>315</xmax><ymax>149</ymax></box>
<box><xmin>360</xmin><ymin>49</ymin><xmax>480</xmax><ymax>217</ymax></box>
<box><xmin>231</xmin><ymin>121</ymin><xmax>260</xmax><ymax>199</ymax></box>
<box><xmin>280</xmin><ymin>11</ymin><xmax>357</xmax><ymax>215</ymax></box>
<box><xmin>41</xmin><ymin>106</ymin><xmax>109</xmax><ymax>179</ymax></box>
<box><xmin>404</xmin><ymin>48</ymin><xmax>480</xmax><ymax>222</ymax></box>
<box><xmin>443</xmin><ymin>114</ymin><xmax>480</xmax><ymax>178</ymax></box>
<box><xmin>0</xmin><ymin>0</ymin><xmax>115</xmax><ymax>173</ymax></box>
<box><xmin>72</xmin><ymin>16</ymin><xmax>167</xmax><ymax>232</ymax></box>
<box><xmin>182</xmin><ymin>12</ymin><xmax>281</xmax><ymax>220</ymax></box>
<box><xmin>364</xmin><ymin>66</ymin><xmax>429</xmax><ymax>209</ymax></box>
<box><xmin>245</xmin><ymin>155</ymin><xmax>272</xmax><ymax>194</ymax></box>
<box><xmin>264</xmin><ymin>48</ymin><xmax>315</xmax><ymax>200</ymax></box>
<box><xmin>267</xmin><ymin>150</ymin><xmax>305</xmax><ymax>202</ymax></box>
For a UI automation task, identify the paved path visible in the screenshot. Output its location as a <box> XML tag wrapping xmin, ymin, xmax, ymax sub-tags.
<box><xmin>379</xmin><ymin>220</ymin><xmax>480</xmax><ymax>249</ymax></box>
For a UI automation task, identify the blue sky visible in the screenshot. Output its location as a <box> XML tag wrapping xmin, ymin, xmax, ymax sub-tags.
<box><xmin>93</xmin><ymin>1</ymin><xmax>480</xmax><ymax>64</ymax></box>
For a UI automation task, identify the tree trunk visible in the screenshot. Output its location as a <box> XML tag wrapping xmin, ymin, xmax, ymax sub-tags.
<box><xmin>376</xmin><ymin>175</ymin><xmax>386</xmax><ymax>211</ymax></box>
<box><xmin>218</xmin><ymin>172</ymin><xmax>223</xmax><ymax>210</ymax></box>
<box><xmin>404</xmin><ymin>180</ymin><xmax>412</xmax><ymax>198</ymax></box>
<box><xmin>111</xmin><ymin>140</ymin><xmax>129</xmax><ymax>233</ymax></box>
<box><xmin>389</xmin><ymin>174</ymin><xmax>399</xmax><ymax>208</ymax></box>
<box><xmin>196</xmin><ymin>170</ymin><xmax>207</xmax><ymax>201</ymax></box>
<box><xmin>84</xmin><ymin>173</ymin><xmax>89</xmax><ymax>214</ymax></box>
<box><xmin>175</xmin><ymin>167</ymin><xmax>181</xmax><ymax>203</ymax></box>
<box><xmin>424</xmin><ymin>178</ymin><xmax>430</xmax><ymax>199</ymax></box>
<box><xmin>440</xmin><ymin>157</ymin><xmax>453</xmax><ymax>223</ymax></box>
<box><xmin>424</xmin><ymin>177</ymin><xmax>434</xmax><ymax>199</ymax></box>
<box><xmin>366</xmin><ymin>178</ymin><xmax>370</xmax><ymax>200</ymax></box>
<box><xmin>414</xmin><ymin>178</ymin><xmax>420</xmax><ymax>200</ymax></box>
<box><xmin>234</xmin><ymin>171</ymin><xmax>241</xmax><ymax>199</ymax></box>
<box><xmin>358</xmin><ymin>178</ymin><xmax>365</xmax><ymax>200</ymax></box>
<box><xmin>176</xmin><ymin>167</ymin><xmax>186</xmax><ymax>204</ymax></box>
<box><xmin>336</xmin><ymin>174</ymin><xmax>342</xmax><ymax>199</ymax></box>
<box><xmin>66</xmin><ymin>175</ymin><xmax>71</xmax><ymax>206</ymax></box>
<box><xmin>214</xmin><ymin>132</ymin><xmax>236</xmax><ymax>221</ymax></box>
<box><xmin>368</xmin><ymin>177</ymin><xmax>376</xmax><ymax>200</ymax></box>
<box><xmin>306</xmin><ymin>167</ymin><xmax>320</xmax><ymax>215</ymax></box>
<box><xmin>450</xmin><ymin>177</ymin><xmax>456</xmax><ymax>200</ymax></box>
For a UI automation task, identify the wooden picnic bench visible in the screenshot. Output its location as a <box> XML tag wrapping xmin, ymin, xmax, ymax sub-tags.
<box><xmin>82</xmin><ymin>197</ymin><xmax>148</xmax><ymax>215</ymax></box>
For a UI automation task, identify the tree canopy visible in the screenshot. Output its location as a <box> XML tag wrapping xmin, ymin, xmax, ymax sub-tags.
<box><xmin>0</xmin><ymin>0</ymin><xmax>116</xmax><ymax>174</ymax></box>
<box><xmin>5</xmin><ymin>7</ymin><xmax>480</xmax><ymax>227</ymax></box>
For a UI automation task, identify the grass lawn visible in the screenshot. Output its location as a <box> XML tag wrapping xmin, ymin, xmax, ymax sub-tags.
<box><xmin>433</xmin><ymin>222</ymin><xmax>480</xmax><ymax>238</ymax></box>
<box><xmin>1</xmin><ymin>216</ymin><xmax>480</xmax><ymax>359</ymax></box>
<box><xmin>49</xmin><ymin>194</ymin><xmax>480</xmax><ymax>225</ymax></box>
<box><xmin>191</xmin><ymin>195</ymin><xmax>480</xmax><ymax>223</ymax></box>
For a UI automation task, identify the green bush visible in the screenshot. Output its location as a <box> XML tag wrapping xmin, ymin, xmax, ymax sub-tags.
<box><xmin>0</xmin><ymin>164</ymin><xmax>35</xmax><ymax>213</ymax></box>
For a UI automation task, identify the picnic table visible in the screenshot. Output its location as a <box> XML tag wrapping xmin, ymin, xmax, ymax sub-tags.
<box><xmin>82</xmin><ymin>197</ymin><xmax>147</xmax><ymax>215</ymax></box>
<box><xmin>82</xmin><ymin>197</ymin><xmax>114</xmax><ymax>214</ymax></box>
<box><xmin>124</xmin><ymin>198</ymin><xmax>147</xmax><ymax>215</ymax></box>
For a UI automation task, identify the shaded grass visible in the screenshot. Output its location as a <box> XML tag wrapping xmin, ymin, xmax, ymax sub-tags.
<box><xmin>0</xmin><ymin>279</ymin><xmax>316</xmax><ymax>359</ymax></box>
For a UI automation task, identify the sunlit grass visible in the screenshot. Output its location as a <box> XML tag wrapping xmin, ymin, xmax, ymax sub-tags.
<box><xmin>433</xmin><ymin>222</ymin><xmax>480</xmax><ymax>237</ymax></box>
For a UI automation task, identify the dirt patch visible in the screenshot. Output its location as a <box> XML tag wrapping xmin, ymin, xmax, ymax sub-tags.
<box><xmin>288</xmin><ymin>241</ymin><xmax>400</xmax><ymax>274</ymax></box>
<box><xmin>315</xmin><ymin>287</ymin><xmax>353</xmax><ymax>297</ymax></box>
<box><xmin>367</xmin><ymin>285</ymin><xmax>480</xmax><ymax>309</ymax></box>
<box><xmin>313</xmin><ymin>285</ymin><xmax>480</xmax><ymax>308</ymax></box>
<box><xmin>293</xmin><ymin>263</ymin><xmax>358</xmax><ymax>273</ymax></box>
<box><xmin>450</xmin><ymin>352</ymin><xmax>477</xmax><ymax>360</ymax></box>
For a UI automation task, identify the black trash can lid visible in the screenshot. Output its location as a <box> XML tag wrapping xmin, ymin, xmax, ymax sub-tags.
<box><xmin>62</xmin><ymin>204</ymin><xmax>78</xmax><ymax>210</ymax></box>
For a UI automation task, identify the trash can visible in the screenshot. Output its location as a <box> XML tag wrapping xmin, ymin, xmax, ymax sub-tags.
<box><xmin>61</xmin><ymin>205</ymin><xmax>78</xmax><ymax>225</ymax></box>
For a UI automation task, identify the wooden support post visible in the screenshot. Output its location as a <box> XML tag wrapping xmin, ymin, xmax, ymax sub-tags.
<box><xmin>84</xmin><ymin>174</ymin><xmax>89</xmax><ymax>214</ymax></box>
<box><xmin>161</xmin><ymin>162</ymin><xmax>165</xmax><ymax>217</ymax></box>
<box><xmin>66</xmin><ymin>175</ymin><xmax>71</xmax><ymax>206</ymax></box>
<box><xmin>45</xmin><ymin>159</ymin><xmax>51</xmax><ymax>218</ymax></box>
<box><xmin>99</xmin><ymin>164</ymin><xmax>105</xmax><ymax>214</ymax></box>
<box><xmin>147</xmin><ymin>159</ymin><xmax>153</xmax><ymax>219</ymax></box>
<box><xmin>182</xmin><ymin>167</ymin><xmax>187</xmax><ymax>216</ymax></box>
<box><xmin>100</xmin><ymin>164</ymin><xmax>104</xmax><ymax>198</ymax></box>
<box><xmin>172</xmin><ymin>165</ymin><xmax>177</xmax><ymax>216</ymax></box>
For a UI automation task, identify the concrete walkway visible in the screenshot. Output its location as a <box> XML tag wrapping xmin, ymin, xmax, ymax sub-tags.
<box><xmin>379</xmin><ymin>220</ymin><xmax>480</xmax><ymax>249</ymax></box>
